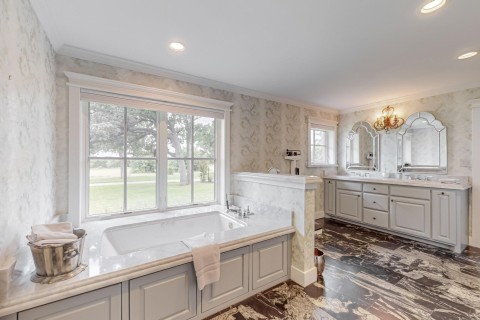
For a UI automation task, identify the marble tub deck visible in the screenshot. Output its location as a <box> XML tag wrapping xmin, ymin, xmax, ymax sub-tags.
<box><xmin>207</xmin><ymin>219</ymin><xmax>480</xmax><ymax>320</ymax></box>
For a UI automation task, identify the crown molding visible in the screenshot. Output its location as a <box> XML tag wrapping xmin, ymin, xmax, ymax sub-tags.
<box><xmin>340</xmin><ymin>81</ymin><xmax>480</xmax><ymax>115</ymax></box>
<box><xmin>57</xmin><ymin>45</ymin><xmax>339</xmax><ymax>115</ymax></box>
<box><xmin>65</xmin><ymin>71</ymin><xmax>233</xmax><ymax>111</ymax></box>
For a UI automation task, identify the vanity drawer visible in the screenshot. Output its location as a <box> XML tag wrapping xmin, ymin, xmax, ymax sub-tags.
<box><xmin>363</xmin><ymin>193</ymin><xmax>389</xmax><ymax>211</ymax></box>
<box><xmin>363</xmin><ymin>183</ymin><xmax>388</xmax><ymax>195</ymax></box>
<box><xmin>390</xmin><ymin>186</ymin><xmax>431</xmax><ymax>200</ymax></box>
<box><xmin>363</xmin><ymin>209</ymin><xmax>389</xmax><ymax>229</ymax></box>
<box><xmin>336</xmin><ymin>181</ymin><xmax>362</xmax><ymax>192</ymax></box>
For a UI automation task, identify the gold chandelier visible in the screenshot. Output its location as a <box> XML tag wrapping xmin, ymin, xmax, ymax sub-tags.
<box><xmin>373</xmin><ymin>106</ymin><xmax>404</xmax><ymax>133</ymax></box>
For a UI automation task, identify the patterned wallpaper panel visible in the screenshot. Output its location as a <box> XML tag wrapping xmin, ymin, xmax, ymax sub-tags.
<box><xmin>0</xmin><ymin>0</ymin><xmax>56</xmax><ymax>262</ymax></box>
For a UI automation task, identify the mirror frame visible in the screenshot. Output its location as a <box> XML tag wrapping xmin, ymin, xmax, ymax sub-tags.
<box><xmin>397</xmin><ymin>112</ymin><xmax>447</xmax><ymax>174</ymax></box>
<box><xmin>346</xmin><ymin>121</ymin><xmax>379</xmax><ymax>171</ymax></box>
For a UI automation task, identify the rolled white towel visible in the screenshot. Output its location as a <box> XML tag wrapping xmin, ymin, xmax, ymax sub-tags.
<box><xmin>33</xmin><ymin>239</ymin><xmax>79</xmax><ymax>246</ymax></box>
<box><xmin>28</xmin><ymin>232</ymin><xmax>78</xmax><ymax>242</ymax></box>
<box><xmin>32</xmin><ymin>222</ymin><xmax>73</xmax><ymax>234</ymax></box>
<box><xmin>27</xmin><ymin>222</ymin><xmax>77</xmax><ymax>246</ymax></box>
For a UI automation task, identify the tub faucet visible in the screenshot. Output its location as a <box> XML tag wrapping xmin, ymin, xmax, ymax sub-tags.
<box><xmin>242</xmin><ymin>206</ymin><xmax>254</xmax><ymax>218</ymax></box>
<box><xmin>225</xmin><ymin>194</ymin><xmax>242</xmax><ymax>216</ymax></box>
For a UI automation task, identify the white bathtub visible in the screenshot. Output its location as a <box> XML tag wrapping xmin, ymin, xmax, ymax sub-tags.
<box><xmin>100</xmin><ymin>211</ymin><xmax>247</xmax><ymax>257</ymax></box>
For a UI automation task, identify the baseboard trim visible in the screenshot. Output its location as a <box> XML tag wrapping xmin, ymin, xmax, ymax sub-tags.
<box><xmin>290</xmin><ymin>265</ymin><xmax>317</xmax><ymax>287</ymax></box>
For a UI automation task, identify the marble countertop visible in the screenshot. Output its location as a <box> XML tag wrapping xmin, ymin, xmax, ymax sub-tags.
<box><xmin>232</xmin><ymin>172</ymin><xmax>322</xmax><ymax>190</ymax></box>
<box><xmin>324</xmin><ymin>175</ymin><xmax>471</xmax><ymax>190</ymax></box>
<box><xmin>0</xmin><ymin>205</ymin><xmax>294</xmax><ymax>317</ymax></box>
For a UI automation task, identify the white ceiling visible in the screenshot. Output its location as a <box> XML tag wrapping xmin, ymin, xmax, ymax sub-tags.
<box><xmin>31</xmin><ymin>0</ymin><xmax>480</xmax><ymax>110</ymax></box>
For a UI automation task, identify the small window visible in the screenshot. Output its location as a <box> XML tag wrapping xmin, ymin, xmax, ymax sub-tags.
<box><xmin>308</xmin><ymin>118</ymin><xmax>337</xmax><ymax>167</ymax></box>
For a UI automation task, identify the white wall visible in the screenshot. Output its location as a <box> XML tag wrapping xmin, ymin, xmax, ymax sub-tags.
<box><xmin>0</xmin><ymin>0</ymin><xmax>56</xmax><ymax>264</ymax></box>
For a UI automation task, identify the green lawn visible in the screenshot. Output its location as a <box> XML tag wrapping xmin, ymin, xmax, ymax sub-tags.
<box><xmin>89</xmin><ymin>170</ymin><xmax>214</xmax><ymax>215</ymax></box>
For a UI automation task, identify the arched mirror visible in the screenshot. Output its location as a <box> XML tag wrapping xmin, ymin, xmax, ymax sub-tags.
<box><xmin>397</xmin><ymin>112</ymin><xmax>447</xmax><ymax>173</ymax></box>
<box><xmin>346</xmin><ymin>121</ymin><xmax>379</xmax><ymax>171</ymax></box>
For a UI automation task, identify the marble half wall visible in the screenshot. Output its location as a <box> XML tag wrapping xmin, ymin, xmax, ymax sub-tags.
<box><xmin>231</xmin><ymin>173</ymin><xmax>320</xmax><ymax>287</ymax></box>
<box><xmin>0</xmin><ymin>0</ymin><xmax>56</xmax><ymax>264</ymax></box>
<box><xmin>338</xmin><ymin>87</ymin><xmax>480</xmax><ymax>176</ymax></box>
<box><xmin>54</xmin><ymin>55</ymin><xmax>338</xmax><ymax>215</ymax></box>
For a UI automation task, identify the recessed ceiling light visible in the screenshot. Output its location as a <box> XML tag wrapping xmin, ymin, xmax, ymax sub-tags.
<box><xmin>169</xmin><ymin>42</ymin><xmax>185</xmax><ymax>52</ymax></box>
<box><xmin>421</xmin><ymin>0</ymin><xmax>446</xmax><ymax>13</ymax></box>
<box><xmin>457</xmin><ymin>51</ymin><xmax>478</xmax><ymax>60</ymax></box>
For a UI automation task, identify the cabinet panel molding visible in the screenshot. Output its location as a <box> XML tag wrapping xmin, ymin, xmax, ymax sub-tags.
<box><xmin>130</xmin><ymin>264</ymin><xmax>196</xmax><ymax>320</ymax></box>
<box><xmin>324</xmin><ymin>179</ymin><xmax>336</xmax><ymax>215</ymax></box>
<box><xmin>432</xmin><ymin>190</ymin><xmax>457</xmax><ymax>244</ymax></box>
<box><xmin>390</xmin><ymin>196</ymin><xmax>431</xmax><ymax>239</ymax></box>
<box><xmin>252</xmin><ymin>236</ymin><xmax>288</xmax><ymax>290</ymax></box>
<box><xmin>18</xmin><ymin>285</ymin><xmax>121</xmax><ymax>320</ymax></box>
<box><xmin>336</xmin><ymin>190</ymin><xmax>362</xmax><ymax>221</ymax></box>
<box><xmin>201</xmin><ymin>246</ymin><xmax>249</xmax><ymax>312</ymax></box>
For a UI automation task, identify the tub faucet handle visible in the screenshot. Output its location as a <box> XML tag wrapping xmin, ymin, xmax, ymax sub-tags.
<box><xmin>243</xmin><ymin>206</ymin><xmax>254</xmax><ymax>218</ymax></box>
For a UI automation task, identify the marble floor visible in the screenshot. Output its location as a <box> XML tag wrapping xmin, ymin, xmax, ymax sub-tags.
<box><xmin>206</xmin><ymin>219</ymin><xmax>480</xmax><ymax>320</ymax></box>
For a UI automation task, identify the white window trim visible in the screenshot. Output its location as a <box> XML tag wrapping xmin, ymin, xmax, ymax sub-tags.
<box><xmin>66</xmin><ymin>72</ymin><xmax>232</xmax><ymax>225</ymax></box>
<box><xmin>307</xmin><ymin>117</ymin><xmax>338</xmax><ymax>168</ymax></box>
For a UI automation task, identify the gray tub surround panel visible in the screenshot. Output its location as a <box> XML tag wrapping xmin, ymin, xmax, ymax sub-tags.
<box><xmin>324</xmin><ymin>176</ymin><xmax>470</xmax><ymax>253</ymax></box>
<box><xmin>231</xmin><ymin>172</ymin><xmax>321</xmax><ymax>287</ymax></box>
<box><xmin>0</xmin><ymin>205</ymin><xmax>293</xmax><ymax>317</ymax></box>
<box><xmin>12</xmin><ymin>236</ymin><xmax>290</xmax><ymax>320</ymax></box>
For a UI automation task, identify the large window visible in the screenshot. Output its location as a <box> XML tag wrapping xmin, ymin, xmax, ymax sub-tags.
<box><xmin>308</xmin><ymin>118</ymin><xmax>337</xmax><ymax>167</ymax></box>
<box><xmin>86</xmin><ymin>101</ymin><xmax>217</xmax><ymax>216</ymax></box>
<box><xmin>67</xmin><ymin>73</ymin><xmax>231</xmax><ymax>223</ymax></box>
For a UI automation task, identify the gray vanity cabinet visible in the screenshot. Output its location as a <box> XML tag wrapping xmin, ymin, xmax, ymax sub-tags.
<box><xmin>324</xmin><ymin>179</ymin><xmax>336</xmax><ymax>215</ymax></box>
<box><xmin>325</xmin><ymin>178</ymin><xmax>469</xmax><ymax>253</ymax></box>
<box><xmin>336</xmin><ymin>189</ymin><xmax>362</xmax><ymax>221</ymax></box>
<box><xmin>0</xmin><ymin>315</ymin><xmax>15</xmax><ymax>320</ymax></box>
<box><xmin>130</xmin><ymin>263</ymin><xmax>196</xmax><ymax>320</ymax></box>
<box><xmin>18</xmin><ymin>284</ymin><xmax>121</xmax><ymax>320</ymax></box>
<box><xmin>432</xmin><ymin>190</ymin><xmax>457</xmax><ymax>244</ymax></box>
<box><xmin>252</xmin><ymin>235</ymin><xmax>288</xmax><ymax>290</ymax></box>
<box><xmin>390</xmin><ymin>196</ymin><xmax>431</xmax><ymax>239</ymax></box>
<box><xmin>201</xmin><ymin>246</ymin><xmax>249</xmax><ymax>312</ymax></box>
<box><xmin>335</xmin><ymin>181</ymin><xmax>363</xmax><ymax>221</ymax></box>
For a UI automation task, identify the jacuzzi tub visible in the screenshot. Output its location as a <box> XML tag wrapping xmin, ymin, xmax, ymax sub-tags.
<box><xmin>100</xmin><ymin>211</ymin><xmax>247</xmax><ymax>257</ymax></box>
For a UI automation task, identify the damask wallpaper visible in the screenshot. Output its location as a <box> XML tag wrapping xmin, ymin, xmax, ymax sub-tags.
<box><xmin>0</xmin><ymin>0</ymin><xmax>56</xmax><ymax>262</ymax></box>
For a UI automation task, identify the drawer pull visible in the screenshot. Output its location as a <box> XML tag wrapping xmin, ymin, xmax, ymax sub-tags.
<box><xmin>441</xmin><ymin>192</ymin><xmax>445</xmax><ymax>195</ymax></box>
<box><xmin>391</xmin><ymin>199</ymin><xmax>394</xmax><ymax>202</ymax></box>
<box><xmin>329</xmin><ymin>181</ymin><xmax>331</xmax><ymax>184</ymax></box>
<box><xmin>358</xmin><ymin>195</ymin><xmax>361</xmax><ymax>197</ymax></box>
<box><xmin>373</xmin><ymin>201</ymin><xmax>377</xmax><ymax>204</ymax></box>
<box><xmin>373</xmin><ymin>217</ymin><xmax>376</xmax><ymax>220</ymax></box>
<box><xmin>373</xmin><ymin>188</ymin><xmax>376</xmax><ymax>190</ymax></box>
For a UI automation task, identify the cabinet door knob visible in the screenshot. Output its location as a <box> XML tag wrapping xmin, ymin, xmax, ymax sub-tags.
<box><xmin>373</xmin><ymin>217</ymin><xmax>376</xmax><ymax>220</ymax></box>
<box><xmin>441</xmin><ymin>192</ymin><xmax>445</xmax><ymax>195</ymax></box>
<box><xmin>329</xmin><ymin>181</ymin><xmax>331</xmax><ymax>184</ymax></box>
<box><xmin>373</xmin><ymin>188</ymin><xmax>376</xmax><ymax>190</ymax></box>
<box><xmin>358</xmin><ymin>195</ymin><xmax>361</xmax><ymax>197</ymax></box>
<box><xmin>373</xmin><ymin>201</ymin><xmax>376</xmax><ymax>204</ymax></box>
<box><xmin>391</xmin><ymin>199</ymin><xmax>394</xmax><ymax>202</ymax></box>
